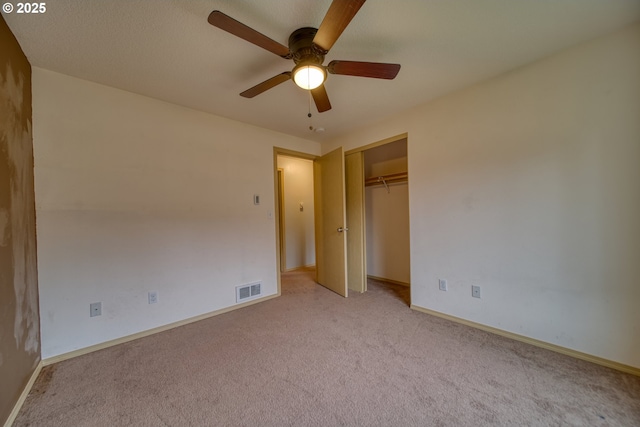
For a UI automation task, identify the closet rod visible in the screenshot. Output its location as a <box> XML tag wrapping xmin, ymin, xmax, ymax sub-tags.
<box><xmin>364</xmin><ymin>171</ymin><xmax>408</xmax><ymax>187</ymax></box>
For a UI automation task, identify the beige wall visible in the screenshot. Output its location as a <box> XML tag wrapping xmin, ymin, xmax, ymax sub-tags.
<box><xmin>277</xmin><ymin>156</ymin><xmax>315</xmax><ymax>270</ymax></box>
<box><xmin>32</xmin><ymin>68</ymin><xmax>319</xmax><ymax>359</ymax></box>
<box><xmin>324</xmin><ymin>23</ymin><xmax>640</xmax><ymax>368</ymax></box>
<box><xmin>0</xmin><ymin>16</ymin><xmax>40</xmax><ymax>425</ymax></box>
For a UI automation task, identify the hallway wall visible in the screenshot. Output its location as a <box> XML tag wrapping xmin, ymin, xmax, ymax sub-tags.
<box><xmin>277</xmin><ymin>156</ymin><xmax>315</xmax><ymax>270</ymax></box>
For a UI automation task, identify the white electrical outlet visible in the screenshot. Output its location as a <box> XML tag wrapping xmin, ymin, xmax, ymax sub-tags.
<box><xmin>148</xmin><ymin>291</ymin><xmax>158</xmax><ymax>304</ymax></box>
<box><xmin>472</xmin><ymin>285</ymin><xmax>481</xmax><ymax>298</ymax></box>
<box><xmin>439</xmin><ymin>279</ymin><xmax>448</xmax><ymax>291</ymax></box>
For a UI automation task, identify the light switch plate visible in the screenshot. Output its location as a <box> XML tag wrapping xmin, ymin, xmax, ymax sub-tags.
<box><xmin>148</xmin><ymin>291</ymin><xmax>158</xmax><ymax>304</ymax></box>
<box><xmin>90</xmin><ymin>302</ymin><xmax>102</xmax><ymax>317</ymax></box>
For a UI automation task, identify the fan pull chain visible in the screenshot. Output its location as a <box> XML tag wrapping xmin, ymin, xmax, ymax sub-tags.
<box><xmin>308</xmin><ymin>90</ymin><xmax>314</xmax><ymax>131</ymax></box>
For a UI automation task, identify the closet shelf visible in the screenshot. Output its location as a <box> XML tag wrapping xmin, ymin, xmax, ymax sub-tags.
<box><xmin>364</xmin><ymin>172</ymin><xmax>408</xmax><ymax>188</ymax></box>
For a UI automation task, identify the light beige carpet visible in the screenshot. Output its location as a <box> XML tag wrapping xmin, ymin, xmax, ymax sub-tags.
<box><xmin>14</xmin><ymin>269</ymin><xmax>640</xmax><ymax>426</ymax></box>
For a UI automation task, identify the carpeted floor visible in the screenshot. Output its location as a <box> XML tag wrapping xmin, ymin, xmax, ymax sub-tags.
<box><xmin>14</xmin><ymin>269</ymin><xmax>640</xmax><ymax>426</ymax></box>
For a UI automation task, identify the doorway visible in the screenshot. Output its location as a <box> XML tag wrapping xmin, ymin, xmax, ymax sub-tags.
<box><xmin>273</xmin><ymin>146</ymin><xmax>348</xmax><ymax>297</ymax></box>
<box><xmin>276</xmin><ymin>155</ymin><xmax>316</xmax><ymax>273</ymax></box>
<box><xmin>273</xmin><ymin>135</ymin><xmax>409</xmax><ymax>300</ymax></box>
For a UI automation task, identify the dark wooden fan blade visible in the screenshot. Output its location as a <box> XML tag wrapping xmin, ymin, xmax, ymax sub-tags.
<box><xmin>240</xmin><ymin>72</ymin><xmax>292</xmax><ymax>98</ymax></box>
<box><xmin>328</xmin><ymin>61</ymin><xmax>401</xmax><ymax>79</ymax></box>
<box><xmin>311</xmin><ymin>84</ymin><xmax>332</xmax><ymax>113</ymax></box>
<box><xmin>313</xmin><ymin>0</ymin><xmax>366</xmax><ymax>52</ymax></box>
<box><xmin>208</xmin><ymin>11</ymin><xmax>290</xmax><ymax>58</ymax></box>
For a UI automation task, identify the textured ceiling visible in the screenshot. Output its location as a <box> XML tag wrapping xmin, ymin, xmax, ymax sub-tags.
<box><xmin>4</xmin><ymin>0</ymin><xmax>640</xmax><ymax>143</ymax></box>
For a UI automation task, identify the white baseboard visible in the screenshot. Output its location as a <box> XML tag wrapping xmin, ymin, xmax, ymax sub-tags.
<box><xmin>411</xmin><ymin>304</ymin><xmax>640</xmax><ymax>377</ymax></box>
<box><xmin>367</xmin><ymin>275</ymin><xmax>410</xmax><ymax>287</ymax></box>
<box><xmin>284</xmin><ymin>264</ymin><xmax>316</xmax><ymax>273</ymax></box>
<box><xmin>4</xmin><ymin>360</ymin><xmax>43</xmax><ymax>427</ymax></box>
<box><xmin>43</xmin><ymin>293</ymin><xmax>278</xmax><ymax>366</ymax></box>
<box><xmin>5</xmin><ymin>294</ymin><xmax>279</xmax><ymax>425</ymax></box>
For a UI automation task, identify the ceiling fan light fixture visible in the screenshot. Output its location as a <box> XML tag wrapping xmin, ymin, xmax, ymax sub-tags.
<box><xmin>209</xmin><ymin>4</ymin><xmax>402</xmax><ymax>113</ymax></box>
<box><xmin>292</xmin><ymin>63</ymin><xmax>326</xmax><ymax>90</ymax></box>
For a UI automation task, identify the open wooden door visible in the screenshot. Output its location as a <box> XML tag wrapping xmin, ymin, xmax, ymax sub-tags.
<box><xmin>314</xmin><ymin>147</ymin><xmax>348</xmax><ymax>297</ymax></box>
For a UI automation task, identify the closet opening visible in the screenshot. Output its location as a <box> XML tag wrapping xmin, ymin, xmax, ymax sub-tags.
<box><xmin>345</xmin><ymin>135</ymin><xmax>410</xmax><ymax>304</ymax></box>
<box><xmin>364</xmin><ymin>138</ymin><xmax>410</xmax><ymax>289</ymax></box>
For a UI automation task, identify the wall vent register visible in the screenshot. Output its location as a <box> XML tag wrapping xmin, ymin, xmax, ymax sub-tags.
<box><xmin>236</xmin><ymin>282</ymin><xmax>262</xmax><ymax>303</ymax></box>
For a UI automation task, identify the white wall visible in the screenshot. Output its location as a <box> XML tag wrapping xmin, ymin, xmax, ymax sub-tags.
<box><xmin>365</xmin><ymin>184</ymin><xmax>410</xmax><ymax>283</ymax></box>
<box><xmin>277</xmin><ymin>156</ymin><xmax>315</xmax><ymax>270</ymax></box>
<box><xmin>32</xmin><ymin>68</ymin><xmax>319</xmax><ymax>359</ymax></box>
<box><xmin>324</xmin><ymin>23</ymin><xmax>640</xmax><ymax>368</ymax></box>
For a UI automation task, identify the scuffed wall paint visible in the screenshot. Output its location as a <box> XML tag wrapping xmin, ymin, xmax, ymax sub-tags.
<box><xmin>0</xmin><ymin>15</ymin><xmax>40</xmax><ymax>426</ymax></box>
<box><xmin>0</xmin><ymin>208</ymin><xmax>9</xmax><ymax>245</ymax></box>
<box><xmin>2</xmin><ymin>63</ymin><xmax>39</xmax><ymax>355</ymax></box>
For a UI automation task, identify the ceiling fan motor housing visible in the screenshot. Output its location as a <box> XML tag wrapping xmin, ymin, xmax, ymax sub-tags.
<box><xmin>289</xmin><ymin>27</ymin><xmax>325</xmax><ymax>65</ymax></box>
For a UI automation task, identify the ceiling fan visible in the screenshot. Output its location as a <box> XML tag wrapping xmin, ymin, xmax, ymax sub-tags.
<box><xmin>208</xmin><ymin>0</ymin><xmax>401</xmax><ymax>113</ymax></box>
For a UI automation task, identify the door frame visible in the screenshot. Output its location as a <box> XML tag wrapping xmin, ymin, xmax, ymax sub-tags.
<box><xmin>344</xmin><ymin>132</ymin><xmax>408</xmax><ymax>156</ymax></box>
<box><xmin>277</xmin><ymin>168</ymin><xmax>286</xmax><ymax>273</ymax></box>
<box><xmin>345</xmin><ymin>151</ymin><xmax>366</xmax><ymax>293</ymax></box>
